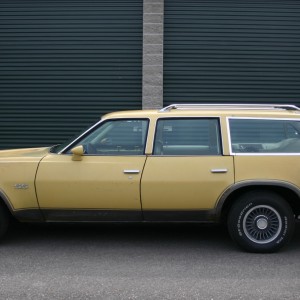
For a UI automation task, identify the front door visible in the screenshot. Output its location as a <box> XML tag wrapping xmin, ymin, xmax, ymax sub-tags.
<box><xmin>35</xmin><ymin>119</ymin><xmax>149</xmax><ymax>221</ymax></box>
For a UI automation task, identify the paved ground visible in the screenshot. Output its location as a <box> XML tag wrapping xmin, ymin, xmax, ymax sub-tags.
<box><xmin>0</xmin><ymin>222</ymin><xmax>299</xmax><ymax>300</ymax></box>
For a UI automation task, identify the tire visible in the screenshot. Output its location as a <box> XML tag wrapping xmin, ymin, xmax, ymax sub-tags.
<box><xmin>0</xmin><ymin>202</ymin><xmax>9</xmax><ymax>240</ymax></box>
<box><xmin>227</xmin><ymin>191</ymin><xmax>295</xmax><ymax>253</ymax></box>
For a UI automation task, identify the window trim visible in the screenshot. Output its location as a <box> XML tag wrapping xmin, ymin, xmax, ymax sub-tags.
<box><xmin>59</xmin><ymin>118</ymin><xmax>150</xmax><ymax>156</ymax></box>
<box><xmin>227</xmin><ymin>117</ymin><xmax>300</xmax><ymax>156</ymax></box>
<box><xmin>152</xmin><ymin>117</ymin><xmax>223</xmax><ymax>156</ymax></box>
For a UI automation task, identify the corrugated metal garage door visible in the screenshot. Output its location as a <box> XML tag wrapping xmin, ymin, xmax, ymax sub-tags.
<box><xmin>164</xmin><ymin>0</ymin><xmax>300</xmax><ymax>106</ymax></box>
<box><xmin>0</xmin><ymin>0</ymin><xmax>142</xmax><ymax>150</ymax></box>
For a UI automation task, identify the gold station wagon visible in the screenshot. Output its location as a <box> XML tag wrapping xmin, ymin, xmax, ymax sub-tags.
<box><xmin>0</xmin><ymin>103</ymin><xmax>300</xmax><ymax>252</ymax></box>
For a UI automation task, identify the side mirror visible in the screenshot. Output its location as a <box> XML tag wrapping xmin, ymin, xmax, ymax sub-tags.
<box><xmin>71</xmin><ymin>145</ymin><xmax>84</xmax><ymax>161</ymax></box>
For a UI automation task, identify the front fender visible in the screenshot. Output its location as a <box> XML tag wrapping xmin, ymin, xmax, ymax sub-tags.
<box><xmin>0</xmin><ymin>147</ymin><xmax>50</xmax><ymax>221</ymax></box>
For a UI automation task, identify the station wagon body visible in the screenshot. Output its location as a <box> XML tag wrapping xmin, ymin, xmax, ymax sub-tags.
<box><xmin>0</xmin><ymin>104</ymin><xmax>299</xmax><ymax>252</ymax></box>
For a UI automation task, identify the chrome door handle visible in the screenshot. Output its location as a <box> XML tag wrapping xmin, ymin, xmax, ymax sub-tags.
<box><xmin>211</xmin><ymin>169</ymin><xmax>228</xmax><ymax>173</ymax></box>
<box><xmin>123</xmin><ymin>170</ymin><xmax>140</xmax><ymax>174</ymax></box>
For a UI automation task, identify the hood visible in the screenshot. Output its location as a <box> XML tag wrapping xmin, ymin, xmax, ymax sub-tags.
<box><xmin>0</xmin><ymin>147</ymin><xmax>51</xmax><ymax>158</ymax></box>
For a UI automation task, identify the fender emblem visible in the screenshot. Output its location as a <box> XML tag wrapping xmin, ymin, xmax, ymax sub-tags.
<box><xmin>13</xmin><ymin>184</ymin><xmax>29</xmax><ymax>190</ymax></box>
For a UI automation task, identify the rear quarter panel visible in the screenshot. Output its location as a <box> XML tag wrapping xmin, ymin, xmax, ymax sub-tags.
<box><xmin>234</xmin><ymin>155</ymin><xmax>300</xmax><ymax>189</ymax></box>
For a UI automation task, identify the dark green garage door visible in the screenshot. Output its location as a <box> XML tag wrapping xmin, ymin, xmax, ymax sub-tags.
<box><xmin>164</xmin><ymin>0</ymin><xmax>300</xmax><ymax>106</ymax></box>
<box><xmin>0</xmin><ymin>0</ymin><xmax>142</xmax><ymax>150</ymax></box>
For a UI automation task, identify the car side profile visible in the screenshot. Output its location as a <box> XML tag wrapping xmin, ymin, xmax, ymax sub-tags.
<box><xmin>0</xmin><ymin>103</ymin><xmax>299</xmax><ymax>252</ymax></box>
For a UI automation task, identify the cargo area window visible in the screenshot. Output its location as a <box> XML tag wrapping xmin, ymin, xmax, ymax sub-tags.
<box><xmin>229</xmin><ymin>118</ymin><xmax>300</xmax><ymax>153</ymax></box>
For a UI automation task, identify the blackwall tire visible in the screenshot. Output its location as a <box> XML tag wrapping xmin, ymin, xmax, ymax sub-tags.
<box><xmin>0</xmin><ymin>203</ymin><xmax>9</xmax><ymax>240</ymax></box>
<box><xmin>227</xmin><ymin>191</ymin><xmax>295</xmax><ymax>253</ymax></box>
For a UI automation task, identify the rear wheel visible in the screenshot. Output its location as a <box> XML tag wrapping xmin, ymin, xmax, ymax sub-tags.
<box><xmin>227</xmin><ymin>191</ymin><xmax>295</xmax><ymax>253</ymax></box>
<box><xmin>0</xmin><ymin>203</ymin><xmax>9</xmax><ymax>239</ymax></box>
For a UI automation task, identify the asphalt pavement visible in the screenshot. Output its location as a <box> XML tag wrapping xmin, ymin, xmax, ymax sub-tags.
<box><xmin>0</xmin><ymin>222</ymin><xmax>299</xmax><ymax>299</ymax></box>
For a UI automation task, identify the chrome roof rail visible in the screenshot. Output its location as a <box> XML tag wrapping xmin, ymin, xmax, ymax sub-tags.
<box><xmin>159</xmin><ymin>103</ymin><xmax>300</xmax><ymax>112</ymax></box>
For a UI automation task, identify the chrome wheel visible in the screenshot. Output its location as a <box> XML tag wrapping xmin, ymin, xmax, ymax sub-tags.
<box><xmin>243</xmin><ymin>205</ymin><xmax>282</xmax><ymax>244</ymax></box>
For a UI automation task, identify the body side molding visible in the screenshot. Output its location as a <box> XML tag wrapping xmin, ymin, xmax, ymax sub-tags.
<box><xmin>0</xmin><ymin>189</ymin><xmax>44</xmax><ymax>221</ymax></box>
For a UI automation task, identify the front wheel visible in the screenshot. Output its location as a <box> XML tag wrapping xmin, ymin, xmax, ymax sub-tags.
<box><xmin>0</xmin><ymin>202</ymin><xmax>9</xmax><ymax>240</ymax></box>
<box><xmin>227</xmin><ymin>191</ymin><xmax>295</xmax><ymax>253</ymax></box>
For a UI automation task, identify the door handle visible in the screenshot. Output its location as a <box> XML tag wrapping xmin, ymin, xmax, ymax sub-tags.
<box><xmin>211</xmin><ymin>169</ymin><xmax>228</xmax><ymax>173</ymax></box>
<box><xmin>123</xmin><ymin>170</ymin><xmax>140</xmax><ymax>174</ymax></box>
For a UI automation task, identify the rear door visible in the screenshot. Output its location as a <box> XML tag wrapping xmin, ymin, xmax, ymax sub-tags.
<box><xmin>141</xmin><ymin>118</ymin><xmax>234</xmax><ymax>221</ymax></box>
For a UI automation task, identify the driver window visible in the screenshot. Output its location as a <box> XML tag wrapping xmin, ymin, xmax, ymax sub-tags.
<box><xmin>73</xmin><ymin>119</ymin><xmax>148</xmax><ymax>155</ymax></box>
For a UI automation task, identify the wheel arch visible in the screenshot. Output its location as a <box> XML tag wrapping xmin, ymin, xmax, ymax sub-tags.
<box><xmin>0</xmin><ymin>189</ymin><xmax>15</xmax><ymax>217</ymax></box>
<box><xmin>216</xmin><ymin>181</ymin><xmax>300</xmax><ymax>222</ymax></box>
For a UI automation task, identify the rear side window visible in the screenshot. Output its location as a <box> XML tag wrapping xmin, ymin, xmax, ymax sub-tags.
<box><xmin>229</xmin><ymin>118</ymin><xmax>300</xmax><ymax>153</ymax></box>
<box><xmin>153</xmin><ymin>118</ymin><xmax>221</xmax><ymax>155</ymax></box>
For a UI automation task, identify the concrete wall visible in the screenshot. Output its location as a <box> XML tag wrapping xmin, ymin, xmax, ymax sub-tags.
<box><xmin>142</xmin><ymin>0</ymin><xmax>164</xmax><ymax>109</ymax></box>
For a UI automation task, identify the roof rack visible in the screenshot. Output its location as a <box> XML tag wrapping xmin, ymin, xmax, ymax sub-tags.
<box><xmin>159</xmin><ymin>103</ymin><xmax>300</xmax><ymax>112</ymax></box>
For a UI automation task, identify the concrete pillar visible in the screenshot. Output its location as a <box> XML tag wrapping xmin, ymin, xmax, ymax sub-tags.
<box><xmin>142</xmin><ymin>0</ymin><xmax>164</xmax><ymax>109</ymax></box>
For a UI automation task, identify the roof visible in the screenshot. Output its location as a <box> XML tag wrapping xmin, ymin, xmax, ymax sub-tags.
<box><xmin>102</xmin><ymin>103</ymin><xmax>300</xmax><ymax>120</ymax></box>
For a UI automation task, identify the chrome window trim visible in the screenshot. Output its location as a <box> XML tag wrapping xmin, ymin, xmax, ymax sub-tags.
<box><xmin>58</xmin><ymin>119</ymin><xmax>103</xmax><ymax>154</ymax></box>
<box><xmin>226</xmin><ymin>117</ymin><xmax>300</xmax><ymax>156</ymax></box>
